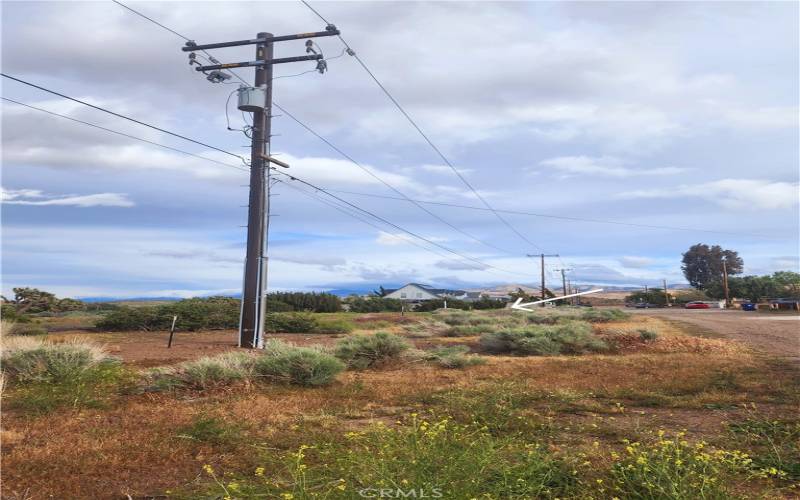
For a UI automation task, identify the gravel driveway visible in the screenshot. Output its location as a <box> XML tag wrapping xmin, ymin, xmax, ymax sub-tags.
<box><xmin>629</xmin><ymin>308</ymin><xmax>800</xmax><ymax>364</ymax></box>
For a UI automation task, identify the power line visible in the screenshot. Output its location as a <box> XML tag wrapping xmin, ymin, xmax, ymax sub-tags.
<box><xmin>110</xmin><ymin>0</ymin><xmax>526</xmax><ymax>257</ymax></box>
<box><xmin>1</xmin><ymin>73</ymin><xmax>248</xmax><ymax>163</ymax></box>
<box><xmin>3</xmin><ymin>90</ymin><xmax>532</xmax><ymax>278</ymax></box>
<box><xmin>299</xmin><ymin>0</ymin><xmax>546</xmax><ymax>253</ymax></box>
<box><xmin>1</xmin><ymin>97</ymin><xmax>249</xmax><ymax>173</ymax></box>
<box><xmin>323</xmin><ymin>189</ymin><xmax>779</xmax><ymax>239</ymax></box>
<box><xmin>272</xmin><ymin>169</ymin><xmax>533</xmax><ymax>277</ymax></box>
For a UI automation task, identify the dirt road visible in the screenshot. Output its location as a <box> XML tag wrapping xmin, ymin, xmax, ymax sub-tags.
<box><xmin>630</xmin><ymin>308</ymin><xmax>800</xmax><ymax>364</ymax></box>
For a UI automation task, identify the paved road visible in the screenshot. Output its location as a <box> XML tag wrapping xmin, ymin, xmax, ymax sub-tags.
<box><xmin>629</xmin><ymin>308</ymin><xmax>800</xmax><ymax>364</ymax></box>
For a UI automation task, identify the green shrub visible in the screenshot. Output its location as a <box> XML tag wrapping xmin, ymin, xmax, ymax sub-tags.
<box><xmin>579</xmin><ymin>308</ymin><xmax>630</xmax><ymax>323</ymax></box>
<box><xmin>267</xmin><ymin>292</ymin><xmax>341</xmax><ymax>312</ymax></box>
<box><xmin>96</xmin><ymin>297</ymin><xmax>240</xmax><ymax>331</ymax></box>
<box><xmin>345</xmin><ymin>296</ymin><xmax>403</xmax><ymax>313</ymax></box>
<box><xmin>264</xmin><ymin>312</ymin><xmax>318</xmax><ymax>333</ymax></box>
<box><xmin>480</xmin><ymin>321</ymin><xmax>605</xmax><ymax>355</ymax></box>
<box><xmin>254</xmin><ymin>342</ymin><xmax>344</xmax><ymax>386</ymax></box>
<box><xmin>265</xmin><ymin>299</ymin><xmax>294</xmax><ymax>312</ymax></box>
<box><xmin>313</xmin><ymin>317</ymin><xmax>354</xmax><ymax>334</ymax></box>
<box><xmin>334</xmin><ymin>332</ymin><xmax>410</xmax><ymax>369</ymax></box>
<box><xmin>426</xmin><ymin>345</ymin><xmax>485</xmax><ymax>369</ymax></box>
<box><xmin>611</xmin><ymin>433</ymin><xmax>751</xmax><ymax>499</ymax></box>
<box><xmin>638</xmin><ymin>329</ymin><xmax>659</xmax><ymax>341</ymax></box>
<box><xmin>415</xmin><ymin>299</ymin><xmax>470</xmax><ymax>312</ymax></box>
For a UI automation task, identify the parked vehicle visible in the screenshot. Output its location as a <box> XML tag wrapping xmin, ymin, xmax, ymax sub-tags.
<box><xmin>741</xmin><ymin>303</ymin><xmax>757</xmax><ymax>311</ymax></box>
<box><xmin>685</xmin><ymin>301</ymin><xmax>710</xmax><ymax>309</ymax></box>
<box><xmin>635</xmin><ymin>302</ymin><xmax>659</xmax><ymax>309</ymax></box>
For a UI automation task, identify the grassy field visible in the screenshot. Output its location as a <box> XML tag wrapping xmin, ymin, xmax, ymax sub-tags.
<box><xmin>2</xmin><ymin>308</ymin><xmax>798</xmax><ymax>499</ymax></box>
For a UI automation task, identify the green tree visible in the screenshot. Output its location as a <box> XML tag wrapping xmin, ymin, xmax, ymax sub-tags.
<box><xmin>681</xmin><ymin>244</ymin><xmax>743</xmax><ymax>290</ymax></box>
<box><xmin>11</xmin><ymin>287</ymin><xmax>58</xmax><ymax>313</ymax></box>
<box><xmin>625</xmin><ymin>288</ymin><xmax>669</xmax><ymax>306</ymax></box>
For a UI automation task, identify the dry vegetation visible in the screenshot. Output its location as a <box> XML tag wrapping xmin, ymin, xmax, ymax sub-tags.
<box><xmin>2</xmin><ymin>307</ymin><xmax>798</xmax><ymax>499</ymax></box>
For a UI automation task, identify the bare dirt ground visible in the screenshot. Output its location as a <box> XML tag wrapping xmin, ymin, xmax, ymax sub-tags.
<box><xmin>629</xmin><ymin>308</ymin><xmax>800</xmax><ymax>364</ymax></box>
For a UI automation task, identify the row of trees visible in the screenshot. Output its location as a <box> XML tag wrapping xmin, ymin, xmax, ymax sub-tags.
<box><xmin>679</xmin><ymin>244</ymin><xmax>798</xmax><ymax>302</ymax></box>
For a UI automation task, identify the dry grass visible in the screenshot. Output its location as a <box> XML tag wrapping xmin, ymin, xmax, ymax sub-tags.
<box><xmin>1</xmin><ymin>311</ymin><xmax>797</xmax><ymax>498</ymax></box>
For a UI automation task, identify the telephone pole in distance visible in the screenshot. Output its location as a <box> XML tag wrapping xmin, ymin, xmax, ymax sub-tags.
<box><xmin>528</xmin><ymin>254</ymin><xmax>559</xmax><ymax>307</ymax></box>
<box><xmin>555</xmin><ymin>268</ymin><xmax>573</xmax><ymax>305</ymax></box>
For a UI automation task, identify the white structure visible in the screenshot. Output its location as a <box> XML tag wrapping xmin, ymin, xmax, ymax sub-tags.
<box><xmin>383</xmin><ymin>283</ymin><xmax>483</xmax><ymax>302</ymax></box>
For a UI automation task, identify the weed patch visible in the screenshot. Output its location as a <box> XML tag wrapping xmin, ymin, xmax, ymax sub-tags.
<box><xmin>424</xmin><ymin>345</ymin><xmax>485</xmax><ymax>369</ymax></box>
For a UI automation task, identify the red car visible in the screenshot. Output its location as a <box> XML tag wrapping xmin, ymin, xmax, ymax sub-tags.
<box><xmin>685</xmin><ymin>301</ymin><xmax>710</xmax><ymax>309</ymax></box>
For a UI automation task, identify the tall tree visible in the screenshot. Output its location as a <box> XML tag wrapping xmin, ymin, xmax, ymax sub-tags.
<box><xmin>681</xmin><ymin>244</ymin><xmax>743</xmax><ymax>290</ymax></box>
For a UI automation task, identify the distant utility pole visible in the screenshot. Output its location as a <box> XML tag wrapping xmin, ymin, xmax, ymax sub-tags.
<box><xmin>183</xmin><ymin>26</ymin><xmax>340</xmax><ymax>348</ymax></box>
<box><xmin>663</xmin><ymin>279</ymin><xmax>670</xmax><ymax>307</ymax></box>
<box><xmin>644</xmin><ymin>284</ymin><xmax>649</xmax><ymax>304</ymax></box>
<box><xmin>722</xmin><ymin>259</ymin><xmax>730</xmax><ymax>308</ymax></box>
<box><xmin>528</xmin><ymin>254</ymin><xmax>559</xmax><ymax>307</ymax></box>
<box><xmin>555</xmin><ymin>268</ymin><xmax>573</xmax><ymax>305</ymax></box>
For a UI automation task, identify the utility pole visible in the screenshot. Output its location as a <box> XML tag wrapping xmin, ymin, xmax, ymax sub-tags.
<box><xmin>183</xmin><ymin>26</ymin><xmax>340</xmax><ymax>348</ymax></box>
<box><xmin>644</xmin><ymin>285</ymin><xmax>649</xmax><ymax>304</ymax></box>
<box><xmin>663</xmin><ymin>279</ymin><xmax>670</xmax><ymax>307</ymax></box>
<box><xmin>722</xmin><ymin>259</ymin><xmax>730</xmax><ymax>309</ymax></box>
<box><xmin>555</xmin><ymin>268</ymin><xmax>572</xmax><ymax>306</ymax></box>
<box><xmin>528</xmin><ymin>254</ymin><xmax>559</xmax><ymax>307</ymax></box>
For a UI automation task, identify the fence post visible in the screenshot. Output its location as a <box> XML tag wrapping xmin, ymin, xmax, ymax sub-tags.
<box><xmin>167</xmin><ymin>315</ymin><xmax>178</xmax><ymax>348</ymax></box>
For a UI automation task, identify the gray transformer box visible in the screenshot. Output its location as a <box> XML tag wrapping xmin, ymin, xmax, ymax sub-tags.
<box><xmin>237</xmin><ymin>86</ymin><xmax>267</xmax><ymax>112</ymax></box>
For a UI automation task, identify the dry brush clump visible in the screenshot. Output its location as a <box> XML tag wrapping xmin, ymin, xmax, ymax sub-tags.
<box><xmin>1</xmin><ymin>335</ymin><xmax>118</xmax><ymax>383</ymax></box>
<box><xmin>149</xmin><ymin>340</ymin><xmax>345</xmax><ymax>389</ymax></box>
<box><xmin>333</xmin><ymin>332</ymin><xmax>410</xmax><ymax>369</ymax></box>
<box><xmin>480</xmin><ymin>321</ymin><xmax>607</xmax><ymax>356</ymax></box>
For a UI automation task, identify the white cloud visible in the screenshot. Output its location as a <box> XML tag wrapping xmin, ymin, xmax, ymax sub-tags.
<box><xmin>539</xmin><ymin>156</ymin><xmax>686</xmax><ymax>178</ymax></box>
<box><xmin>1</xmin><ymin>187</ymin><xmax>134</xmax><ymax>207</ymax></box>
<box><xmin>620</xmin><ymin>179</ymin><xmax>800</xmax><ymax>210</ymax></box>
<box><xmin>619</xmin><ymin>256</ymin><xmax>656</xmax><ymax>268</ymax></box>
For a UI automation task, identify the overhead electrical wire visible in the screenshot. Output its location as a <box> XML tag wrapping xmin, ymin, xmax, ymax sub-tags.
<box><xmin>2</xmin><ymin>92</ymin><xmax>533</xmax><ymax>278</ymax></box>
<box><xmin>1</xmin><ymin>97</ymin><xmax>249</xmax><ymax>173</ymax></box>
<box><xmin>323</xmin><ymin>189</ymin><xmax>778</xmax><ymax>239</ymax></box>
<box><xmin>109</xmin><ymin>0</ymin><xmax>533</xmax><ymax>258</ymax></box>
<box><xmin>300</xmin><ymin>0</ymin><xmax>547</xmax><ymax>254</ymax></box>
<box><xmin>0</xmin><ymin>73</ymin><xmax>248</xmax><ymax>164</ymax></box>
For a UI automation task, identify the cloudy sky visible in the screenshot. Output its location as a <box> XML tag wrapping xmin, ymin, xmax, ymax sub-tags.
<box><xmin>2</xmin><ymin>1</ymin><xmax>798</xmax><ymax>299</ymax></box>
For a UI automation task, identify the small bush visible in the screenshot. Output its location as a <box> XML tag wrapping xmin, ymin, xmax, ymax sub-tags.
<box><xmin>334</xmin><ymin>332</ymin><xmax>410</xmax><ymax>369</ymax></box>
<box><xmin>1</xmin><ymin>337</ymin><xmax>130</xmax><ymax>413</ymax></box>
<box><xmin>580</xmin><ymin>308</ymin><xmax>630</xmax><ymax>323</ymax></box>
<box><xmin>96</xmin><ymin>297</ymin><xmax>240</xmax><ymax>331</ymax></box>
<box><xmin>1</xmin><ymin>337</ymin><xmax>117</xmax><ymax>383</ymax></box>
<box><xmin>254</xmin><ymin>342</ymin><xmax>344</xmax><ymax>386</ymax></box>
<box><xmin>313</xmin><ymin>317</ymin><xmax>354</xmax><ymax>334</ymax></box>
<box><xmin>264</xmin><ymin>312</ymin><xmax>318</xmax><ymax>333</ymax></box>
<box><xmin>728</xmin><ymin>407</ymin><xmax>800</xmax><ymax>481</ymax></box>
<box><xmin>480</xmin><ymin>321</ymin><xmax>605</xmax><ymax>356</ymax></box>
<box><xmin>638</xmin><ymin>329</ymin><xmax>659</xmax><ymax>341</ymax></box>
<box><xmin>345</xmin><ymin>296</ymin><xmax>403</xmax><ymax>313</ymax></box>
<box><xmin>426</xmin><ymin>345</ymin><xmax>485</xmax><ymax>369</ymax></box>
<box><xmin>178</xmin><ymin>352</ymin><xmax>255</xmax><ymax>388</ymax></box>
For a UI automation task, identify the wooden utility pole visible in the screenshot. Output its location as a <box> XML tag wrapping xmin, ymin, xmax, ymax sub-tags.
<box><xmin>722</xmin><ymin>259</ymin><xmax>730</xmax><ymax>308</ymax></box>
<box><xmin>183</xmin><ymin>26</ymin><xmax>340</xmax><ymax>348</ymax></box>
<box><xmin>644</xmin><ymin>285</ymin><xmax>649</xmax><ymax>304</ymax></box>
<box><xmin>663</xmin><ymin>279</ymin><xmax>670</xmax><ymax>307</ymax></box>
<box><xmin>528</xmin><ymin>254</ymin><xmax>559</xmax><ymax>307</ymax></box>
<box><xmin>555</xmin><ymin>268</ymin><xmax>572</xmax><ymax>305</ymax></box>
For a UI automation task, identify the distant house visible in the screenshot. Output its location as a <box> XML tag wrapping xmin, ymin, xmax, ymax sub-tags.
<box><xmin>383</xmin><ymin>283</ymin><xmax>482</xmax><ymax>302</ymax></box>
<box><xmin>769</xmin><ymin>298</ymin><xmax>800</xmax><ymax>311</ymax></box>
